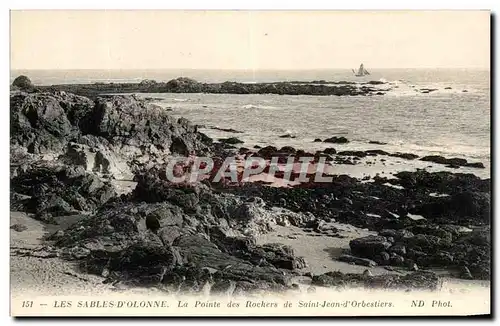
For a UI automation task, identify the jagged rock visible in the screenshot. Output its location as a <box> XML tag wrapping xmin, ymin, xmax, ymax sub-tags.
<box><xmin>408</xmin><ymin>225</ymin><xmax>453</xmax><ymax>242</ymax></box>
<box><xmin>350</xmin><ymin>235</ymin><xmax>392</xmax><ymax>258</ymax></box>
<box><xmin>389</xmin><ymin>244</ymin><xmax>407</xmax><ymax>256</ymax></box>
<box><xmin>390</xmin><ymin>253</ymin><xmax>405</xmax><ymax>266</ymax></box>
<box><xmin>10</xmin><ymin>91</ymin><xmax>94</xmax><ymax>154</ymax></box>
<box><xmin>323</xmin><ymin>148</ymin><xmax>337</xmax><ymax>155</ymax></box>
<box><xmin>311</xmin><ymin>270</ymin><xmax>439</xmax><ymax>290</ymax></box>
<box><xmin>10</xmin><ymin>91</ymin><xmax>210</xmax><ymax>180</ymax></box>
<box><xmin>58</xmin><ymin>141</ymin><xmax>134</xmax><ymax>180</ymax></box>
<box><xmin>209</xmin><ymin>227</ymin><xmax>307</xmax><ymax>270</ymax></box>
<box><xmin>219</xmin><ymin>137</ymin><xmax>244</xmax><ymax>145</ymax></box>
<box><xmin>87</xmin><ymin>96</ymin><xmax>209</xmax><ymax>156</ymax></box>
<box><xmin>379</xmin><ymin>229</ymin><xmax>397</xmax><ymax>238</ymax></box>
<box><xmin>257</xmin><ymin>146</ymin><xmax>278</xmax><ymax>159</ymax></box>
<box><xmin>451</xmin><ymin>228</ymin><xmax>490</xmax><ymax>279</ymax></box>
<box><xmin>12</xmin><ymin>75</ymin><xmax>34</xmax><ymax>90</ymax></box>
<box><xmin>420</xmin><ymin>155</ymin><xmax>485</xmax><ymax>169</ymax></box>
<box><xmin>279</xmin><ymin>146</ymin><xmax>296</xmax><ymax>154</ymax></box>
<box><xmin>157</xmin><ymin>227</ymin><xmax>183</xmax><ymax>246</ymax></box>
<box><xmin>406</xmin><ymin>234</ymin><xmax>448</xmax><ymax>251</ymax></box>
<box><xmin>173</xmin><ymin>235</ymin><xmax>291</xmax><ymax>285</ymax></box>
<box><xmin>338</xmin><ymin>254</ymin><xmax>377</xmax><ymax>267</ymax></box>
<box><xmin>11</xmin><ymin>163</ymin><xmax>116</xmax><ymax>218</ymax></box>
<box><xmin>373</xmin><ymin>252</ymin><xmax>390</xmax><ymax>265</ymax></box>
<box><xmin>69</xmin><ymin>246</ymin><xmax>91</xmax><ymax>259</ymax></box>
<box><xmin>323</xmin><ymin>136</ymin><xmax>349</xmax><ymax>144</ymax></box>
<box><xmin>413</xmin><ymin>191</ymin><xmax>490</xmax><ymax>225</ymax></box>
<box><xmin>257</xmin><ymin>243</ymin><xmax>307</xmax><ymax>269</ymax></box>
<box><xmin>106</xmin><ymin>239</ymin><xmax>176</xmax><ymax>285</ymax></box>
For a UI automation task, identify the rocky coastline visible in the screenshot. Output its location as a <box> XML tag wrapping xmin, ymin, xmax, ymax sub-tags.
<box><xmin>10</xmin><ymin>77</ymin><xmax>490</xmax><ymax>296</ymax></box>
<box><xmin>13</xmin><ymin>76</ymin><xmax>392</xmax><ymax>100</ymax></box>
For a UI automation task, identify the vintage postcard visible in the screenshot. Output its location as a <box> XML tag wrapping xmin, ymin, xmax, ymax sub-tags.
<box><xmin>9</xmin><ymin>10</ymin><xmax>491</xmax><ymax>317</ymax></box>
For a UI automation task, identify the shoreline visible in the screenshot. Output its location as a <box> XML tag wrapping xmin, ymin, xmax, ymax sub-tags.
<box><xmin>10</xmin><ymin>211</ymin><xmax>491</xmax><ymax>298</ymax></box>
<box><xmin>9</xmin><ymin>80</ymin><xmax>491</xmax><ymax>299</ymax></box>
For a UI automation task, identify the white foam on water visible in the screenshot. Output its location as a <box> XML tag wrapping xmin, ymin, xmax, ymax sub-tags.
<box><xmin>241</xmin><ymin>104</ymin><xmax>278</xmax><ymax>110</ymax></box>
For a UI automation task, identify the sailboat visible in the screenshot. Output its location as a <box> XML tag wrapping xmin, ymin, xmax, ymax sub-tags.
<box><xmin>352</xmin><ymin>63</ymin><xmax>370</xmax><ymax>77</ymax></box>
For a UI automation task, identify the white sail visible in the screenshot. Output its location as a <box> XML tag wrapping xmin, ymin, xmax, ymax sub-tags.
<box><xmin>353</xmin><ymin>63</ymin><xmax>369</xmax><ymax>76</ymax></box>
<box><xmin>357</xmin><ymin>64</ymin><xmax>365</xmax><ymax>76</ymax></box>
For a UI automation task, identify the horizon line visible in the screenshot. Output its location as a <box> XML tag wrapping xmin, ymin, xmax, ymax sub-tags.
<box><xmin>10</xmin><ymin>67</ymin><xmax>490</xmax><ymax>71</ymax></box>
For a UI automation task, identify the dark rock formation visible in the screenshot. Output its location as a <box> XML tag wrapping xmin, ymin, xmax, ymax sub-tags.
<box><xmin>389</xmin><ymin>152</ymin><xmax>419</xmax><ymax>160</ymax></box>
<box><xmin>12</xmin><ymin>75</ymin><xmax>34</xmax><ymax>90</ymax></box>
<box><xmin>323</xmin><ymin>136</ymin><xmax>349</xmax><ymax>144</ymax></box>
<box><xmin>350</xmin><ymin>236</ymin><xmax>392</xmax><ymax>258</ymax></box>
<box><xmin>11</xmin><ymin>163</ymin><xmax>116</xmax><ymax>221</ymax></box>
<box><xmin>10</xmin><ymin>91</ymin><xmax>94</xmax><ymax>154</ymax></box>
<box><xmin>209</xmin><ymin>126</ymin><xmax>243</xmax><ymax>133</ymax></box>
<box><xmin>420</xmin><ymin>155</ymin><xmax>485</xmax><ymax>169</ymax></box>
<box><xmin>9</xmin><ymin>86</ymin><xmax>490</xmax><ymax>291</ymax></box>
<box><xmin>86</xmin><ymin>96</ymin><xmax>209</xmax><ymax>156</ymax></box>
<box><xmin>311</xmin><ymin>270</ymin><xmax>439</xmax><ymax>290</ymax></box>
<box><xmin>323</xmin><ymin>148</ymin><xmax>337</xmax><ymax>155</ymax></box>
<box><xmin>50</xmin><ymin>195</ymin><xmax>309</xmax><ymax>291</ymax></box>
<box><xmin>38</xmin><ymin>77</ymin><xmax>389</xmax><ymax>99</ymax></box>
<box><xmin>10</xmin><ymin>91</ymin><xmax>211</xmax><ymax>179</ymax></box>
<box><xmin>227</xmin><ymin>169</ymin><xmax>490</xmax><ymax>278</ymax></box>
<box><xmin>338</xmin><ymin>254</ymin><xmax>377</xmax><ymax>267</ymax></box>
<box><xmin>337</xmin><ymin>151</ymin><xmax>367</xmax><ymax>158</ymax></box>
<box><xmin>219</xmin><ymin>137</ymin><xmax>244</xmax><ymax>145</ymax></box>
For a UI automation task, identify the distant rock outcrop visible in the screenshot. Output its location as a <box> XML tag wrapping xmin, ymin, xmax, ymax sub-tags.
<box><xmin>36</xmin><ymin>76</ymin><xmax>391</xmax><ymax>98</ymax></box>
<box><xmin>12</xmin><ymin>75</ymin><xmax>34</xmax><ymax>90</ymax></box>
<box><xmin>323</xmin><ymin>136</ymin><xmax>349</xmax><ymax>144</ymax></box>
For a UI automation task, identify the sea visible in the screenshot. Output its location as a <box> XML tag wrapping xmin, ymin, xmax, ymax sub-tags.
<box><xmin>11</xmin><ymin>69</ymin><xmax>491</xmax><ymax>177</ymax></box>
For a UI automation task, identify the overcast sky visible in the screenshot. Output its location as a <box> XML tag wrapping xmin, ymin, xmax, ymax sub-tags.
<box><xmin>10</xmin><ymin>10</ymin><xmax>490</xmax><ymax>70</ymax></box>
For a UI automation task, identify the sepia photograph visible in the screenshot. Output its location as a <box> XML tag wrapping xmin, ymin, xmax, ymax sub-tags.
<box><xmin>9</xmin><ymin>9</ymin><xmax>491</xmax><ymax>317</ymax></box>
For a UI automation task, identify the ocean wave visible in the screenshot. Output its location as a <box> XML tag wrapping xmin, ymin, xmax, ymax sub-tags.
<box><xmin>241</xmin><ymin>104</ymin><xmax>278</xmax><ymax>110</ymax></box>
